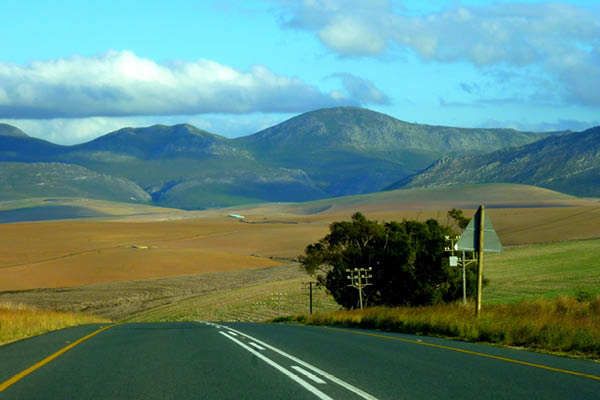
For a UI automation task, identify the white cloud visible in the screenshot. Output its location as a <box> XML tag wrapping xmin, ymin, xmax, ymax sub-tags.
<box><xmin>0</xmin><ymin>50</ymin><xmax>387</xmax><ymax>119</ymax></box>
<box><xmin>319</xmin><ymin>15</ymin><xmax>387</xmax><ymax>55</ymax></box>
<box><xmin>0</xmin><ymin>114</ymin><xmax>293</xmax><ymax>145</ymax></box>
<box><xmin>278</xmin><ymin>1</ymin><xmax>600</xmax><ymax>105</ymax></box>
<box><xmin>328</xmin><ymin>73</ymin><xmax>390</xmax><ymax>105</ymax></box>
<box><xmin>478</xmin><ymin>118</ymin><xmax>600</xmax><ymax>133</ymax></box>
<box><xmin>0</xmin><ymin>117</ymin><xmax>160</xmax><ymax>145</ymax></box>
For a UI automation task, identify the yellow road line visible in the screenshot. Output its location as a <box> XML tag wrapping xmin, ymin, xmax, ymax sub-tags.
<box><xmin>0</xmin><ymin>324</ymin><xmax>117</xmax><ymax>392</ymax></box>
<box><xmin>325</xmin><ymin>326</ymin><xmax>600</xmax><ymax>382</ymax></box>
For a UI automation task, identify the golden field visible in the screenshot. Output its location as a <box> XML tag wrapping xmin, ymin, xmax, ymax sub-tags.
<box><xmin>1</xmin><ymin>185</ymin><xmax>599</xmax><ymax>292</ymax></box>
<box><xmin>0</xmin><ymin>184</ymin><xmax>599</xmax><ymax>324</ymax></box>
<box><xmin>0</xmin><ymin>302</ymin><xmax>109</xmax><ymax>345</ymax></box>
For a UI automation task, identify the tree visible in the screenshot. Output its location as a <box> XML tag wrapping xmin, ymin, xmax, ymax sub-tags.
<box><xmin>447</xmin><ymin>208</ymin><xmax>471</xmax><ymax>230</ymax></box>
<box><xmin>299</xmin><ymin>212</ymin><xmax>478</xmax><ymax>309</ymax></box>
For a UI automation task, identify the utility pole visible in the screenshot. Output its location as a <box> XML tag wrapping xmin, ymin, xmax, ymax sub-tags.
<box><xmin>446</xmin><ymin>235</ymin><xmax>475</xmax><ymax>305</ymax></box>
<box><xmin>459</xmin><ymin>250</ymin><xmax>479</xmax><ymax>305</ymax></box>
<box><xmin>270</xmin><ymin>291</ymin><xmax>286</xmax><ymax>317</ymax></box>
<box><xmin>302</xmin><ymin>281</ymin><xmax>316</xmax><ymax>314</ymax></box>
<box><xmin>476</xmin><ymin>205</ymin><xmax>485</xmax><ymax>317</ymax></box>
<box><xmin>346</xmin><ymin>267</ymin><xmax>372</xmax><ymax>309</ymax></box>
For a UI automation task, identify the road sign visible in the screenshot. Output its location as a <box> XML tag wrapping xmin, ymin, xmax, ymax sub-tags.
<box><xmin>455</xmin><ymin>205</ymin><xmax>503</xmax><ymax>316</ymax></box>
<box><xmin>456</xmin><ymin>209</ymin><xmax>503</xmax><ymax>253</ymax></box>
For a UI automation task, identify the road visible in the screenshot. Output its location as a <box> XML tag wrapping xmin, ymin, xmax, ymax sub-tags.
<box><xmin>1</xmin><ymin>322</ymin><xmax>599</xmax><ymax>399</ymax></box>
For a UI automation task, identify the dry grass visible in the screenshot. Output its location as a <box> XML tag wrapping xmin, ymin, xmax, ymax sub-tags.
<box><xmin>1</xmin><ymin>186</ymin><xmax>599</xmax><ymax>347</ymax></box>
<box><xmin>3</xmin><ymin>205</ymin><xmax>600</xmax><ymax>292</ymax></box>
<box><xmin>126</xmin><ymin>277</ymin><xmax>340</xmax><ymax>323</ymax></box>
<box><xmin>0</xmin><ymin>218</ymin><xmax>282</xmax><ymax>290</ymax></box>
<box><xmin>284</xmin><ymin>295</ymin><xmax>600</xmax><ymax>358</ymax></box>
<box><xmin>0</xmin><ymin>302</ymin><xmax>109</xmax><ymax>345</ymax></box>
<box><xmin>0</xmin><ymin>264</ymin><xmax>308</xmax><ymax>321</ymax></box>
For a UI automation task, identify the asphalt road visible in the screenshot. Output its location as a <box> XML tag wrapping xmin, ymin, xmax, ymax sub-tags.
<box><xmin>1</xmin><ymin>322</ymin><xmax>599</xmax><ymax>399</ymax></box>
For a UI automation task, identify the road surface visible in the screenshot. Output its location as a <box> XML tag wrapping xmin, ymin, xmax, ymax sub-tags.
<box><xmin>1</xmin><ymin>322</ymin><xmax>598</xmax><ymax>399</ymax></box>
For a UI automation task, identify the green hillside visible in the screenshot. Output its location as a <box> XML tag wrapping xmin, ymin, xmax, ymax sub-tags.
<box><xmin>0</xmin><ymin>123</ymin><xmax>29</xmax><ymax>138</ymax></box>
<box><xmin>0</xmin><ymin>162</ymin><xmax>150</xmax><ymax>203</ymax></box>
<box><xmin>393</xmin><ymin>126</ymin><xmax>600</xmax><ymax>197</ymax></box>
<box><xmin>236</xmin><ymin>107</ymin><xmax>566</xmax><ymax>197</ymax></box>
<box><xmin>0</xmin><ymin>134</ymin><xmax>67</xmax><ymax>162</ymax></box>
<box><xmin>0</xmin><ymin>107</ymin><xmax>576</xmax><ymax>209</ymax></box>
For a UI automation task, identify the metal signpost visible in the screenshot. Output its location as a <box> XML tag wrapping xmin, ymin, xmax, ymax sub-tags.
<box><xmin>346</xmin><ymin>267</ymin><xmax>372</xmax><ymax>309</ymax></box>
<box><xmin>455</xmin><ymin>205</ymin><xmax>503</xmax><ymax>316</ymax></box>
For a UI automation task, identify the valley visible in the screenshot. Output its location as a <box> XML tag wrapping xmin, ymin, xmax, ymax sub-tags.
<box><xmin>1</xmin><ymin>184</ymin><xmax>599</xmax><ymax>323</ymax></box>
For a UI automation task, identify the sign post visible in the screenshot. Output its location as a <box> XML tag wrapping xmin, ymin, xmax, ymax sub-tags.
<box><xmin>476</xmin><ymin>206</ymin><xmax>485</xmax><ymax>316</ymax></box>
<box><xmin>456</xmin><ymin>205</ymin><xmax>503</xmax><ymax>316</ymax></box>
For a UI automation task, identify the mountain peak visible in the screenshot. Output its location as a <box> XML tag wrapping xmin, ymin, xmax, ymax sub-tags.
<box><xmin>72</xmin><ymin>123</ymin><xmax>232</xmax><ymax>159</ymax></box>
<box><xmin>0</xmin><ymin>123</ymin><xmax>29</xmax><ymax>138</ymax></box>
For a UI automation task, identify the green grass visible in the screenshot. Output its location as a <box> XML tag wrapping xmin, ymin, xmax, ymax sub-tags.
<box><xmin>484</xmin><ymin>239</ymin><xmax>600</xmax><ymax>304</ymax></box>
<box><xmin>272</xmin><ymin>239</ymin><xmax>600</xmax><ymax>359</ymax></box>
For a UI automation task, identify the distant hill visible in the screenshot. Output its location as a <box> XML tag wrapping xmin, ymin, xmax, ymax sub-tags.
<box><xmin>0</xmin><ymin>107</ymin><xmax>575</xmax><ymax>208</ymax></box>
<box><xmin>0</xmin><ymin>123</ymin><xmax>29</xmax><ymax>138</ymax></box>
<box><xmin>231</xmin><ymin>183</ymin><xmax>582</xmax><ymax>217</ymax></box>
<box><xmin>0</xmin><ymin>162</ymin><xmax>150</xmax><ymax>202</ymax></box>
<box><xmin>0</xmin><ymin>132</ymin><xmax>67</xmax><ymax>162</ymax></box>
<box><xmin>71</xmin><ymin>124</ymin><xmax>245</xmax><ymax>159</ymax></box>
<box><xmin>236</xmin><ymin>107</ymin><xmax>564</xmax><ymax>197</ymax></box>
<box><xmin>57</xmin><ymin>124</ymin><xmax>324</xmax><ymax>208</ymax></box>
<box><xmin>391</xmin><ymin>126</ymin><xmax>600</xmax><ymax>197</ymax></box>
<box><xmin>238</xmin><ymin>107</ymin><xmax>559</xmax><ymax>157</ymax></box>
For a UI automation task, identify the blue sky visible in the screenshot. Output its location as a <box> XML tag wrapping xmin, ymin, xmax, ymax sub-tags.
<box><xmin>1</xmin><ymin>0</ymin><xmax>599</xmax><ymax>144</ymax></box>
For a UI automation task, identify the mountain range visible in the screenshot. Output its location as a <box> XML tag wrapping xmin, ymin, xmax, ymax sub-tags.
<box><xmin>1</xmin><ymin>107</ymin><xmax>588</xmax><ymax>209</ymax></box>
<box><xmin>391</xmin><ymin>126</ymin><xmax>600</xmax><ymax>197</ymax></box>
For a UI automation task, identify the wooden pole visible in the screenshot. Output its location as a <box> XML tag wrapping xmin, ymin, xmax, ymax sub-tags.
<box><xmin>358</xmin><ymin>273</ymin><xmax>364</xmax><ymax>309</ymax></box>
<box><xmin>462</xmin><ymin>250</ymin><xmax>467</xmax><ymax>305</ymax></box>
<box><xmin>476</xmin><ymin>205</ymin><xmax>485</xmax><ymax>316</ymax></box>
<box><xmin>309</xmin><ymin>281</ymin><xmax>313</xmax><ymax>315</ymax></box>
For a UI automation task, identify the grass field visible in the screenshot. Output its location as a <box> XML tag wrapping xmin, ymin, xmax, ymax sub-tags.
<box><xmin>126</xmin><ymin>277</ymin><xmax>340</xmax><ymax>323</ymax></box>
<box><xmin>0</xmin><ymin>218</ymin><xmax>282</xmax><ymax>291</ymax></box>
<box><xmin>281</xmin><ymin>295</ymin><xmax>600</xmax><ymax>359</ymax></box>
<box><xmin>119</xmin><ymin>238</ymin><xmax>600</xmax><ymax>323</ymax></box>
<box><xmin>1</xmin><ymin>198</ymin><xmax>599</xmax><ymax>291</ymax></box>
<box><xmin>485</xmin><ymin>239</ymin><xmax>600</xmax><ymax>303</ymax></box>
<box><xmin>1</xmin><ymin>184</ymin><xmax>600</xmax><ymax>344</ymax></box>
<box><xmin>0</xmin><ymin>302</ymin><xmax>109</xmax><ymax>345</ymax></box>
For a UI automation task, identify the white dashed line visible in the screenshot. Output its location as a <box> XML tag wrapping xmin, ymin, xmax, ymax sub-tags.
<box><xmin>222</xmin><ymin>325</ymin><xmax>378</xmax><ymax>400</ymax></box>
<box><xmin>219</xmin><ymin>331</ymin><xmax>334</xmax><ymax>400</ymax></box>
<box><xmin>291</xmin><ymin>366</ymin><xmax>327</xmax><ymax>384</ymax></box>
<box><xmin>248</xmin><ymin>342</ymin><xmax>266</xmax><ymax>351</ymax></box>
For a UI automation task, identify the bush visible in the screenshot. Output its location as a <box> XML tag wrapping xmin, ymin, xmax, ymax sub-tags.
<box><xmin>575</xmin><ymin>287</ymin><xmax>594</xmax><ymax>303</ymax></box>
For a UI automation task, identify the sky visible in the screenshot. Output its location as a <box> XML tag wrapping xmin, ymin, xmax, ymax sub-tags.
<box><xmin>1</xmin><ymin>0</ymin><xmax>599</xmax><ymax>144</ymax></box>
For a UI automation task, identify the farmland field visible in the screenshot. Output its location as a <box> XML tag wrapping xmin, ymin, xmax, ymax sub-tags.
<box><xmin>1</xmin><ymin>184</ymin><xmax>599</xmax><ymax>324</ymax></box>
<box><xmin>484</xmin><ymin>239</ymin><xmax>600</xmax><ymax>303</ymax></box>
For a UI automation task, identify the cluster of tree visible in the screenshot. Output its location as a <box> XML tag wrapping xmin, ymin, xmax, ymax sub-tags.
<box><xmin>299</xmin><ymin>211</ymin><xmax>479</xmax><ymax>309</ymax></box>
